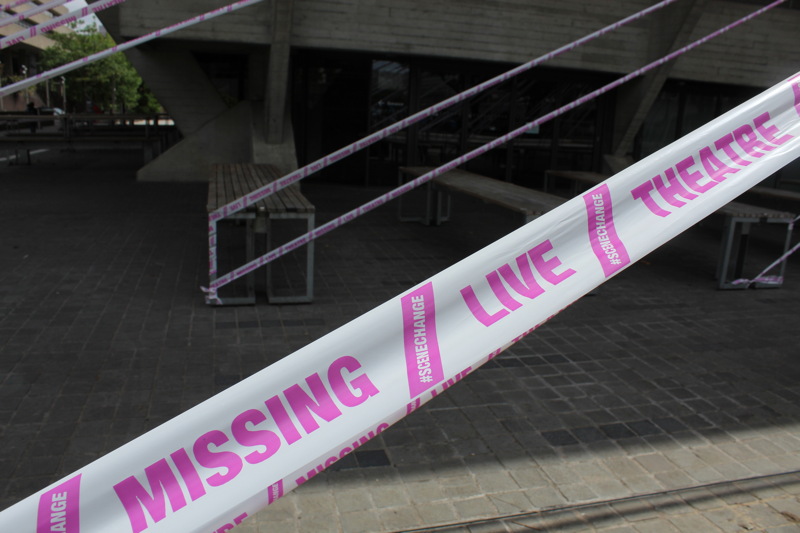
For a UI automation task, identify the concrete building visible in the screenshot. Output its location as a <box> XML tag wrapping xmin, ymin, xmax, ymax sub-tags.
<box><xmin>0</xmin><ymin>0</ymin><xmax>71</xmax><ymax>111</ymax></box>
<box><xmin>97</xmin><ymin>0</ymin><xmax>800</xmax><ymax>184</ymax></box>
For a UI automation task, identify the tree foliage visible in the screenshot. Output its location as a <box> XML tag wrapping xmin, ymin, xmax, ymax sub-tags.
<box><xmin>40</xmin><ymin>24</ymin><xmax>160</xmax><ymax>114</ymax></box>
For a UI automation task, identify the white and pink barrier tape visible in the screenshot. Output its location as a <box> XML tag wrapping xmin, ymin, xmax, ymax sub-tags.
<box><xmin>205</xmin><ymin>0</ymin><xmax>788</xmax><ymax>301</ymax></box>
<box><xmin>0</xmin><ymin>0</ymin><xmax>266</xmax><ymax>82</ymax></box>
<box><xmin>1</xmin><ymin>70</ymin><xmax>798</xmax><ymax>533</ymax></box>
<box><xmin>0</xmin><ymin>0</ymin><xmax>130</xmax><ymax>48</ymax></box>
<box><xmin>0</xmin><ymin>0</ymin><xmax>68</xmax><ymax>30</ymax></box>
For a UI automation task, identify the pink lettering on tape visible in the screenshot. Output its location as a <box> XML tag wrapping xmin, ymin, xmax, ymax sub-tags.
<box><xmin>400</xmin><ymin>282</ymin><xmax>444</xmax><ymax>398</ymax></box>
<box><xmin>37</xmin><ymin>474</ymin><xmax>81</xmax><ymax>533</ymax></box>
<box><xmin>791</xmin><ymin>74</ymin><xmax>800</xmax><ymax>118</ymax></box>
<box><xmin>267</xmin><ymin>480</ymin><xmax>283</xmax><ymax>504</ymax></box>
<box><xmin>582</xmin><ymin>184</ymin><xmax>630</xmax><ymax>277</ymax></box>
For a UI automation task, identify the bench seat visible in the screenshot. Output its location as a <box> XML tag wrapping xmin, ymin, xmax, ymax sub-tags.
<box><xmin>208</xmin><ymin>163</ymin><xmax>315</xmax><ymax>305</ymax></box>
<box><xmin>399</xmin><ymin>166</ymin><xmax>566</xmax><ymax>225</ymax></box>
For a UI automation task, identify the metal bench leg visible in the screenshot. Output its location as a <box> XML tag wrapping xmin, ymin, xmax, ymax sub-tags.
<box><xmin>11</xmin><ymin>148</ymin><xmax>31</xmax><ymax>166</ymax></box>
<box><xmin>718</xmin><ymin>217</ymin><xmax>755</xmax><ymax>290</ymax></box>
<box><xmin>733</xmin><ymin>222</ymin><xmax>751</xmax><ymax>281</ymax></box>
<box><xmin>266</xmin><ymin>213</ymin><xmax>314</xmax><ymax>304</ymax></box>
<box><xmin>266</xmin><ymin>217</ymin><xmax>276</xmax><ymax>301</ymax></box>
<box><xmin>398</xmin><ymin>169</ymin><xmax>428</xmax><ymax>223</ymax></box>
<box><xmin>245</xmin><ymin>217</ymin><xmax>256</xmax><ymax>300</ymax></box>
<box><xmin>717</xmin><ymin>215</ymin><xmax>738</xmax><ymax>289</ymax></box>
<box><xmin>212</xmin><ymin>215</ymin><xmax>257</xmax><ymax>305</ymax></box>
<box><xmin>305</xmin><ymin>213</ymin><xmax>315</xmax><ymax>302</ymax></box>
<box><xmin>427</xmin><ymin>183</ymin><xmax>453</xmax><ymax>226</ymax></box>
<box><xmin>775</xmin><ymin>220</ymin><xmax>794</xmax><ymax>284</ymax></box>
<box><xmin>430</xmin><ymin>186</ymin><xmax>441</xmax><ymax>226</ymax></box>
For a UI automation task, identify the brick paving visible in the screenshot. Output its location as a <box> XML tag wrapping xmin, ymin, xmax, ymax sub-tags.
<box><xmin>2</xmin><ymin>148</ymin><xmax>800</xmax><ymax>532</ymax></box>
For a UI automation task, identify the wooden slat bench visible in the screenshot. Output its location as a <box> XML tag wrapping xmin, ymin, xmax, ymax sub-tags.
<box><xmin>207</xmin><ymin>163</ymin><xmax>315</xmax><ymax>305</ymax></box>
<box><xmin>543</xmin><ymin>170</ymin><xmax>797</xmax><ymax>289</ymax></box>
<box><xmin>398</xmin><ymin>166</ymin><xmax>567</xmax><ymax>226</ymax></box>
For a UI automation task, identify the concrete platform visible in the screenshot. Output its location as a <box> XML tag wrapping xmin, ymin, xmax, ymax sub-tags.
<box><xmin>2</xmin><ymin>148</ymin><xmax>800</xmax><ymax>532</ymax></box>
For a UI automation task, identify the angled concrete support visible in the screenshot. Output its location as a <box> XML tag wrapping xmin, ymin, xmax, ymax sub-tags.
<box><xmin>121</xmin><ymin>43</ymin><xmax>229</xmax><ymax>136</ymax></box>
<box><xmin>610</xmin><ymin>0</ymin><xmax>708</xmax><ymax>160</ymax></box>
<box><xmin>137</xmin><ymin>101</ymin><xmax>254</xmax><ymax>181</ymax></box>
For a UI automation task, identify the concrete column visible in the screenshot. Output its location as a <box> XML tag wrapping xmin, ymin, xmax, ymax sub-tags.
<box><xmin>266</xmin><ymin>0</ymin><xmax>293</xmax><ymax>144</ymax></box>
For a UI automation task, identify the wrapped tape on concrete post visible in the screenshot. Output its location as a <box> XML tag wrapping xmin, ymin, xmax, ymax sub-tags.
<box><xmin>1</xmin><ymin>71</ymin><xmax>799</xmax><ymax>532</ymax></box>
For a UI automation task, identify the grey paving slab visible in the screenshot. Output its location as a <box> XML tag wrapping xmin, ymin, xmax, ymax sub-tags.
<box><xmin>2</xmin><ymin>148</ymin><xmax>800</xmax><ymax>532</ymax></box>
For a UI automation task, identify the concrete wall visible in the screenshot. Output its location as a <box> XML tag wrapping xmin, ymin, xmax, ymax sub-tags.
<box><xmin>673</xmin><ymin>2</ymin><xmax>799</xmax><ymax>86</ymax></box>
<box><xmin>112</xmin><ymin>0</ymin><xmax>272</xmax><ymax>44</ymax></box>
<box><xmin>109</xmin><ymin>0</ymin><xmax>800</xmax><ymax>88</ymax></box>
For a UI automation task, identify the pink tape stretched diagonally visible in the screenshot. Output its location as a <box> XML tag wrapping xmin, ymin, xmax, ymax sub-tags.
<box><xmin>0</xmin><ymin>0</ymin><xmax>68</xmax><ymax>30</ymax></box>
<box><xmin>206</xmin><ymin>0</ymin><xmax>788</xmax><ymax>296</ymax></box>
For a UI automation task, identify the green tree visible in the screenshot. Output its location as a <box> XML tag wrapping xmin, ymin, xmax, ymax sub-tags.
<box><xmin>40</xmin><ymin>24</ymin><xmax>160</xmax><ymax>114</ymax></box>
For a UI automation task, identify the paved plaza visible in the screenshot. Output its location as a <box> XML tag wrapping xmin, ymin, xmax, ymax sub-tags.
<box><xmin>2</xmin><ymin>147</ymin><xmax>800</xmax><ymax>532</ymax></box>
